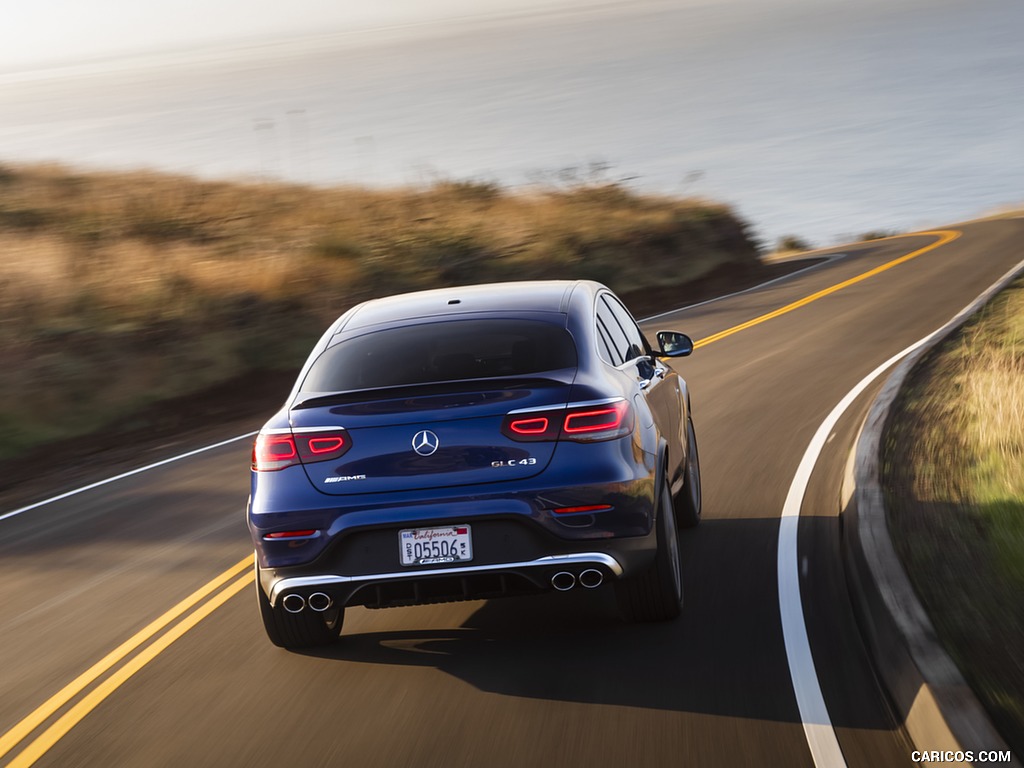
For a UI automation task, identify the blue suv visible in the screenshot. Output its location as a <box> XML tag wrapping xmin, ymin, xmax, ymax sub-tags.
<box><xmin>248</xmin><ymin>280</ymin><xmax>700</xmax><ymax>648</ymax></box>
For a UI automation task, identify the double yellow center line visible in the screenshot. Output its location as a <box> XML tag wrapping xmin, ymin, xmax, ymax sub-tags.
<box><xmin>0</xmin><ymin>555</ymin><xmax>253</xmax><ymax>768</ymax></box>
<box><xmin>0</xmin><ymin>229</ymin><xmax>961</xmax><ymax>766</ymax></box>
<box><xmin>694</xmin><ymin>230</ymin><xmax>960</xmax><ymax>348</ymax></box>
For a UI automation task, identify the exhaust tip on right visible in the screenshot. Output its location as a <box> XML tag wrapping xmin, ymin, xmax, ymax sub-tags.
<box><xmin>551</xmin><ymin>572</ymin><xmax>576</xmax><ymax>591</ymax></box>
<box><xmin>307</xmin><ymin>592</ymin><xmax>333</xmax><ymax>612</ymax></box>
<box><xmin>579</xmin><ymin>569</ymin><xmax>604</xmax><ymax>589</ymax></box>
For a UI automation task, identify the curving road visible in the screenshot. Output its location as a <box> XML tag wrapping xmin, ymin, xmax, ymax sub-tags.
<box><xmin>1</xmin><ymin>217</ymin><xmax>1021</xmax><ymax>768</ymax></box>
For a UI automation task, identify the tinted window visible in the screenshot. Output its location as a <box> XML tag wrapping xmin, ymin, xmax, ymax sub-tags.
<box><xmin>602</xmin><ymin>295</ymin><xmax>647</xmax><ymax>362</ymax></box>
<box><xmin>595</xmin><ymin>320</ymin><xmax>621</xmax><ymax>365</ymax></box>
<box><xmin>301</xmin><ymin>319</ymin><xmax>577</xmax><ymax>392</ymax></box>
<box><xmin>596</xmin><ymin>300</ymin><xmax>630</xmax><ymax>363</ymax></box>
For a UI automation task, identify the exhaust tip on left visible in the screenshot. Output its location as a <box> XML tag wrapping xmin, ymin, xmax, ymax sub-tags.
<box><xmin>551</xmin><ymin>572</ymin><xmax>576</xmax><ymax>591</ymax></box>
<box><xmin>281</xmin><ymin>594</ymin><xmax>306</xmax><ymax>613</ymax></box>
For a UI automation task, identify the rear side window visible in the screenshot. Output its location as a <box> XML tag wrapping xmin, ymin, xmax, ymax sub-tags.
<box><xmin>595</xmin><ymin>320</ymin><xmax>621</xmax><ymax>365</ymax></box>
<box><xmin>600</xmin><ymin>295</ymin><xmax>647</xmax><ymax>362</ymax></box>
<box><xmin>301</xmin><ymin>319</ymin><xmax>577</xmax><ymax>393</ymax></box>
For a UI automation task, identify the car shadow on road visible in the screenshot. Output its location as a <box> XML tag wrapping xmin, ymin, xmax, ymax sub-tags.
<box><xmin>296</xmin><ymin>516</ymin><xmax>896</xmax><ymax>731</ymax></box>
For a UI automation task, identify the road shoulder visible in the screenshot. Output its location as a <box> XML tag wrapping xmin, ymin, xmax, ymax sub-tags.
<box><xmin>842</xmin><ymin>260</ymin><xmax>1024</xmax><ymax>762</ymax></box>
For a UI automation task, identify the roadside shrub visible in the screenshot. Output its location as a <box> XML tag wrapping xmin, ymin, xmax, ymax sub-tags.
<box><xmin>859</xmin><ymin>230</ymin><xmax>898</xmax><ymax>241</ymax></box>
<box><xmin>776</xmin><ymin>234</ymin><xmax>811</xmax><ymax>252</ymax></box>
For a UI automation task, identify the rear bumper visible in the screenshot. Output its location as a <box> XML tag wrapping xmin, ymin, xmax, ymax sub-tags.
<box><xmin>264</xmin><ymin>551</ymin><xmax>624</xmax><ymax>608</ymax></box>
<box><xmin>258</xmin><ymin>519</ymin><xmax>659</xmax><ymax>609</ymax></box>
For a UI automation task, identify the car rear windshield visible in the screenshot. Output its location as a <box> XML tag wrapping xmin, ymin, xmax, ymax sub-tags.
<box><xmin>300</xmin><ymin>318</ymin><xmax>577</xmax><ymax>393</ymax></box>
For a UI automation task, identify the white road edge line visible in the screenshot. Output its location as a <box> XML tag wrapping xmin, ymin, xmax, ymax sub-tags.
<box><xmin>779</xmin><ymin>256</ymin><xmax>1024</xmax><ymax>768</ymax></box>
<box><xmin>0</xmin><ymin>432</ymin><xmax>258</xmax><ymax>523</ymax></box>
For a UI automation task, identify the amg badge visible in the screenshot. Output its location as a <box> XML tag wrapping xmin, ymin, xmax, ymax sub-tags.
<box><xmin>324</xmin><ymin>474</ymin><xmax>367</xmax><ymax>484</ymax></box>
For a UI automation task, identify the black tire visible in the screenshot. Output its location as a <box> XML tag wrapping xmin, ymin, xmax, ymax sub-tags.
<box><xmin>256</xmin><ymin>567</ymin><xmax>344</xmax><ymax>649</ymax></box>
<box><xmin>617</xmin><ymin>479</ymin><xmax>684</xmax><ymax>622</ymax></box>
<box><xmin>675</xmin><ymin>418</ymin><xmax>702</xmax><ymax>528</ymax></box>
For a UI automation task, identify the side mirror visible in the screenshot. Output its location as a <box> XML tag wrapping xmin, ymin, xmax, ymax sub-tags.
<box><xmin>656</xmin><ymin>330</ymin><xmax>694</xmax><ymax>358</ymax></box>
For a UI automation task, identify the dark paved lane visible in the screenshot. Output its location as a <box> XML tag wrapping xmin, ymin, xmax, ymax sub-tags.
<box><xmin>2</xmin><ymin>218</ymin><xmax>1021</xmax><ymax>768</ymax></box>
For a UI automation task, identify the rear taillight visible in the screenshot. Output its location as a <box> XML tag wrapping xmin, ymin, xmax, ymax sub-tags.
<box><xmin>502</xmin><ymin>398</ymin><xmax>633</xmax><ymax>443</ymax></box>
<box><xmin>252</xmin><ymin>429</ymin><xmax>351</xmax><ymax>471</ymax></box>
<box><xmin>508</xmin><ymin>416</ymin><xmax>550</xmax><ymax>436</ymax></box>
<box><xmin>252</xmin><ymin>434</ymin><xmax>300</xmax><ymax>471</ymax></box>
<box><xmin>564</xmin><ymin>403</ymin><xmax>629</xmax><ymax>435</ymax></box>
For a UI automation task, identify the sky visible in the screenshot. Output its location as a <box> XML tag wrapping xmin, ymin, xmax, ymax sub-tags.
<box><xmin>1</xmin><ymin>0</ymin><xmax>633</xmax><ymax>72</ymax></box>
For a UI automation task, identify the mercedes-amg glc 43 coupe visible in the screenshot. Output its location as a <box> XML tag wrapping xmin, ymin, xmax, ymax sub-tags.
<box><xmin>248</xmin><ymin>280</ymin><xmax>700</xmax><ymax>648</ymax></box>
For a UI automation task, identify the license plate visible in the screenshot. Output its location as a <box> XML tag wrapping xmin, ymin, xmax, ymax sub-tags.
<box><xmin>399</xmin><ymin>525</ymin><xmax>473</xmax><ymax>566</ymax></box>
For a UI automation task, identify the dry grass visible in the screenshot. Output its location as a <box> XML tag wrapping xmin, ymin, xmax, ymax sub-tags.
<box><xmin>884</xmin><ymin>278</ymin><xmax>1024</xmax><ymax>753</ymax></box>
<box><xmin>0</xmin><ymin>162</ymin><xmax>759</xmax><ymax>456</ymax></box>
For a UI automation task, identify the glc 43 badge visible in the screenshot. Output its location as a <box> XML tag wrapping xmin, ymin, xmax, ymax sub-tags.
<box><xmin>491</xmin><ymin>458</ymin><xmax>537</xmax><ymax>468</ymax></box>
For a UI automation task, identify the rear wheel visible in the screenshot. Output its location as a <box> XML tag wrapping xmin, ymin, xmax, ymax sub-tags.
<box><xmin>617</xmin><ymin>479</ymin><xmax>683</xmax><ymax>622</ymax></box>
<box><xmin>256</xmin><ymin>566</ymin><xmax>344</xmax><ymax>649</ymax></box>
<box><xmin>675</xmin><ymin>417</ymin><xmax>702</xmax><ymax>528</ymax></box>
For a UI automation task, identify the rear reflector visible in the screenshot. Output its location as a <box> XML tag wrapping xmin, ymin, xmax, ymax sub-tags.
<box><xmin>263</xmin><ymin>530</ymin><xmax>318</xmax><ymax>540</ymax></box>
<box><xmin>551</xmin><ymin>504</ymin><xmax>613</xmax><ymax>515</ymax></box>
<box><xmin>252</xmin><ymin>429</ymin><xmax>351</xmax><ymax>471</ymax></box>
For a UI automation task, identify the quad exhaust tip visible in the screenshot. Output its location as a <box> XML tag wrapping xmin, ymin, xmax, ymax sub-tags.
<box><xmin>308</xmin><ymin>592</ymin><xmax>333</xmax><ymax>612</ymax></box>
<box><xmin>552</xmin><ymin>570</ymin><xmax>605</xmax><ymax>591</ymax></box>
<box><xmin>551</xmin><ymin>572</ymin><xmax>576</xmax><ymax>591</ymax></box>
<box><xmin>281</xmin><ymin>594</ymin><xmax>306</xmax><ymax>614</ymax></box>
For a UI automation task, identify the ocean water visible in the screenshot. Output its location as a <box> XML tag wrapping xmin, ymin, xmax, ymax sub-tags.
<box><xmin>1</xmin><ymin>0</ymin><xmax>1021</xmax><ymax>245</ymax></box>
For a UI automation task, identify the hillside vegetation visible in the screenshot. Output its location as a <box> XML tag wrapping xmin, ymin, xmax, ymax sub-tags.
<box><xmin>0</xmin><ymin>163</ymin><xmax>760</xmax><ymax>458</ymax></box>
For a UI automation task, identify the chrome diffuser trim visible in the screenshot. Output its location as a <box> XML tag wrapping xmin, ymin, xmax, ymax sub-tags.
<box><xmin>268</xmin><ymin>552</ymin><xmax>624</xmax><ymax>606</ymax></box>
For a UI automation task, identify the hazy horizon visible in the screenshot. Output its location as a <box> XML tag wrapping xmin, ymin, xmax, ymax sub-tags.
<box><xmin>3</xmin><ymin>0</ymin><xmax>1016</xmax><ymax>245</ymax></box>
<box><xmin>3</xmin><ymin>0</ymin><xmax>899</xmax><ymax>74</ymax></box>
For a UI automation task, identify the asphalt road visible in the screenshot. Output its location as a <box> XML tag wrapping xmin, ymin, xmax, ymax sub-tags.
<box><xmin>2</xmin><ymin>217</ymin><xmax>1021</xmax><ymax>768</ymax></box>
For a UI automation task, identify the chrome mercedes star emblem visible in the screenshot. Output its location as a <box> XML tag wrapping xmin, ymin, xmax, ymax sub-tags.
<box><xmin>412</xmin><ymin>430</ymin><xmax>440</xmax><ymax>456</ymax></box>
